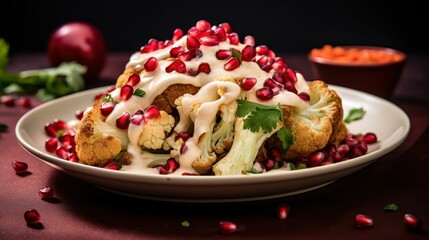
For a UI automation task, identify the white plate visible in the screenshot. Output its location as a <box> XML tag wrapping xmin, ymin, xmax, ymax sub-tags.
<box><xmin>16</xmin><ymin>85</ymin><xmax>410</xmax><ymax>203</ymax></box>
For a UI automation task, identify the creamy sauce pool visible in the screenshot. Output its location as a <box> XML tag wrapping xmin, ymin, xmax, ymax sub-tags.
<box><xmin>101</xmin><ymin>35</ymin><xmax>310</xmax><ymax>175</ymax></box>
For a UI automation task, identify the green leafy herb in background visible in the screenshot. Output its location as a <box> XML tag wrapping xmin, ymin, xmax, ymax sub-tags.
<box><xmin>0</xmin><ymin>38</ymin><xmax>86</xmax><ymax>101</ymax></box>
<box><xmin>384</xmin><ymin>203</ymin><xmax>399</xmax><ymax>211</ymax></box>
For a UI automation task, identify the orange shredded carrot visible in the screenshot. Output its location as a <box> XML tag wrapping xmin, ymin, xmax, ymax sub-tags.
<box><xmin>310</xmin><ymin>45</ymin><xmax>404</xmax><ymax>64</ymax></box>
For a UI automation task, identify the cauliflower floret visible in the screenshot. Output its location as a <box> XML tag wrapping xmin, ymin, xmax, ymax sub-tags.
<box><xmin>75</xmin><ymin>100</ymin><xmax>129</xmax><ymax>167</ymax></box>
<box><xmin>137</xmin><ymin>110</ymin><xmax>175</xmax><ymax>150</ymax></box>
<box><xmin>211</xmin><ymin>100</ymin><xmax>237</xmax><ymax>154</ymax></box>
<box><xmin>212</xmin><ymin>117</ymin><xmax>282</xmax><ymax>175</ymax></box>
<box><xmin>189</xmin><ymin>102</ymin><xmax>217</xmax><ymax>174</ymax></box>
<box><xmin>285</xmin><ymin>80</ymin><xmax>345</xmax><ymax>159</ymax></box>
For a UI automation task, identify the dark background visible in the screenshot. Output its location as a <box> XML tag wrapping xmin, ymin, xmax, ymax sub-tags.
<box><xmin>1</xmin><ymin>1</ymin><xmax>427</xmax><ymax>56</ymax></box>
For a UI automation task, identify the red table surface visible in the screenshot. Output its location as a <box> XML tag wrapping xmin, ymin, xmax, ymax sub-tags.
<box><xmin>1</xmin><ymin>53</ymin><xmax>429</xmax><ymax>240</ymax></box>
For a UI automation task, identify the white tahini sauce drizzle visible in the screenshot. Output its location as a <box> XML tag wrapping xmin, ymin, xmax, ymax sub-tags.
<box><xmin>98</xmin><ymin>33</ymin><xmax>310</xmax><ymax>175</ymax></box>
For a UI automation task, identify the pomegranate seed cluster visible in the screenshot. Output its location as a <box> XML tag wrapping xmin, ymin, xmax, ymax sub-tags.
<box><xmin>136</xmin><ymin>19</ymin><xmax>303</xmax><ymax>102</ymax></box>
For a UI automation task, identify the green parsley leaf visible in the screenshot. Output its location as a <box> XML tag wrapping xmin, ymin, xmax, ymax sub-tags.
<box><xmin>277</xmin><ymin>126</ymin><xmax>293</xmax><ymax>149</ymax></box>
<box><xmin>181</xmin><ymin>220</ymin><xmax>190</xmax><ymax>227</ymax></box>
<box><xmin>384</xmin><ymin>203</ymin><xmax>398</xmax><ymax>211</ymax></box>
<box><xmin>133</xmin><ymin>88</ymin><xmax>145</xmax><ymax>97</ymax></box>
<box><xmin>236</xmin><ymin>99</ymin><xmax>294</xmax><ymax>148</ymax></box>
<box><xmin>102</xmin><ymin>94</ymin><xmax>114</xmax><ymax>102</ymax></box>
<box><xmin>244</xmin><ymin>108</ymin><xmax>280</xmax><ymax>133</ymax></box>
<box><xmin>344</xmin><ymin>107</ymin><xmax>366</xmax><ymax>124</ymax></box>
<box><xmin>0</xmin><ymin>123</ymin><xmax>8</xmax><ymax>132</ymax></box>
<box><xmin>230</xmin><ymin>48</ymin><xmax>242</xmax><ymax>62</ymax></box>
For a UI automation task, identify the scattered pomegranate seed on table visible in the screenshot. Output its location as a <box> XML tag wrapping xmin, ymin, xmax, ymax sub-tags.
<box><xmin>39</xmin><ymin>186</ymin><xmax>55</xmax><ymax>200</ymax></box>
<box><xmin>276</xmin><ymin>204</ymin><xmax>290</xmax><ymax>220</ymax></box>
<box><xmin>355</xmin><ymin>214</ymin><xmax>373</xmax><ymax>228</ymax></box>
<box><xmin>18</xmin><ymin>96</ymin><xmax>32</xmax><ymax>108</ymax></box>
<box><xmin>24</xmin><ymin>209</ymin><xmax>41</xmax><ymax>224</ymax></box>
<box><xmin>12</xmin><ymin>160</ymin><xmax>28</xmax><ymax>174</ymax></box>
<box><xmin>404</xmin><ymin>213</ymin><xmax>423</xmax><ymax>232</ymax></box>
<box><xmin>219</xmin><ymin>221</ymin><xmax>237</xmax><ymax>234</ymax></box>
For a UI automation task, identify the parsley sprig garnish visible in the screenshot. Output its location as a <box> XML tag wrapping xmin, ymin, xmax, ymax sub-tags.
<box><xmin>236</xmin><ymin>99</ymin><xmax>293</xmax><ymax>149</ymax></box>
<box><xmin>344</xmin><ymin>107</ymin><xmax>366</xmax><ymax>124</ymax></box>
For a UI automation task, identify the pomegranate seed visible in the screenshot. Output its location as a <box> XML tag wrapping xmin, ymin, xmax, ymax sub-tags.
<box><xmin>267</xmin><ymin>49</ymin><xmax>276</xmax><ymax>58</ymax></box>
<box><xmin>363</xmin><ymin>132</ymin><xmax>377</xmax><ymax>144</ymax></box>
<box><xmin>215</xmin><ymin>49</ymin><xmax>232</xmax><ymax>60</ymax></box>
<box><xmin>144</xmin><ymin>57</ymin><xmax>158</xmax><ymax>72</ymax></box>
<box><xmin>18</xmin><ymin>97</ymin><xmax>31</xmax><ymax>108</ymax></box>
<box><xmin>298</xmin><ymin>92</ymin><xmax>310</xmax><ymax>101</ymax></box>
<box><xmin>180</xmin><ymin>144</ymin><xmax>188</xmax><ymax>154</ymax></box>
<box><xmin>195</xmin><ymin>19</ymin><xmax>211</xmax><ymax>30</ymax></box>
<box><xmin>186</xmin><ymin>36</ymin><xmax>200</xmax><ymax>50</ymax></box>
<box><xmin>241</xmin><ymin>45</ymin><xmax>256</xmax><ymax>61</ymax></box>
<box><xmin>44</xmin><ymin>123</ymin><xmax>58</xmax><ymax>138</ymax></box>
<box><xmin>144</xmin><ymin>105</ymin><xmax>160</xmax><ymax>121</ymax></box>
<box><xmin>355</xmin><ymin>214</ymin><xmax>373</xmax><ymax>228</ymax></box>
<box><xmin>172</xmin><ymin>28</ymin><xmax>184</xmax><ymax>42</ymax></box>
<box><xmin>131</xmin><ymin>110</ymin><xmax>144</xmax><ymax>125</ymax></box>
<box><xmin>147</xmin><ymin>38</ymin><xmax>159</xmax><ymax>52</ymax></box>
<box><xmin>69</xmin><ymin>153</ymin><xmax>79</xmax><ymax>162</ymax></box>
<box><xmin>241</xmin><ymin>77</ymin><xmax>257</xmax><ymax>91</ymax></box>
<box><xmin>116</xmin><ymin>112</ymin><xmax>131</xmax><ymax>130</ymax></box>
<box><xmin>157</xmin><ymin>165</ymin><xmax>169</xmax><ymax>174</ymax></box>
<box><xmin>182</xmin><ymin>172</ymin><xmax>198</xmax><ymax>176</ymax></box>
<box><xmin>198</xmin><ymin>63</ymin><xmax>211</xmax><ymax>74</ymax></box>
<box><xmin>39</xmin><ymin>186</ymin><xmax>55</xmax><ymax>199</ymax></box>
<box><xmin>120</xmin><ymin>85</ymin><xmax>134</xmax><ymax>101</ymax></box>
<box><xmin>263</xmin><ymin>159</ymin><xmax>275</xmax><ymax>170</ymax></box>
<box><xmin>256</xmin><ymin>45</ymin><xmax>269</xmax><ymax>55</ymax></box>
<box><xmin>187</xmin><ymin>26</ymin><xmax>200</xmax><ymax>38</ymax></box>
<box><xmin>277</xmin><ymin>204</ymin><xmax>290</xmax><ymax>220</ymax></box>
<box><xmin>75</xmin><ymin>109</ymin><xmax>84</xmax><ymax>120</ymax></box>
<box><xmin>263</xmin><ymin>78</ymin><xmax>278</xmax><ymax>89</ymax></box>
<box><xmin>269</xmin><ymin>147</ymin><xmax>283</xmax><ymax>161</ymax></box>
<box><xmin>404</xmin><ymin>213</ymin><xmax>423</xmax><ymax>232</ymax></box>
<box><xmin>355</xmin><ymin>142</ymin><xmax>368</xmax><ymax>154</ymax></box>
<box><xmin>157</xmin><ymin>41</ymin><xmax>165</xmax><ymax>49</ymax></box>
<box><xmin>284</xmin><ymin>68</ymin><xmax>297</xmax><ymax>83</ymax></box>
<box><xmin>272</xmin><ymin>72</ymin><xmax>285</xmax><ymax>84</ymax></box>
<box><xmin>164</xmin><ymin>40</ymin><xmax>173</xmax><ymax>47</ymax></box>
<box><xmin>213</xmin><ymin>27</ymin><xmax>227</xmax><ymax>41</ymax></box>
<box><xmin>244</xmin><ymin>35</ymin><xmax>255</xmax><ymax>46</ymax></box>
<box><xmin>219</xmin><ymin>221</ymin><xmax>237</xmax><ymax>234</ymax></box>
<box><xmin>165</xmin><ymin>158</ymin><xmax>180</xmax><ymax>173</ymax></box>
<box><xmin>178</xmin><ymin>51</ymin><xmax>193</xmax><ymax>61</ymax></box>
<box><xmin>200</xmin><ymin>35</ymin><xmax>219</xmax><ymax>46</ymax></box>
<box><xmin>308</xmin><ymin>152</ymin><xmax>325</xmax><ymax>167</ymax></box>
<box><xmin>127</xmin><ymin>73</ymin><xmax>140</xmax><ymax>86</ymax></box>
<box><xmin>24</xmin><ymin>209</ymin><xmax>41</xmax><ymax>224</ymax></box>
<box><xmin>175</xmin><ymin>132</ymin><xmax>190</xmax><ymax>141</ymax></box>
<box><xmin>272</xmin><ymin>60</ymin><xmax>286</xmax><ymax>72</ymax></box>
<box><xmin>257</xmin><ymin>55</ymin><xmax>274</xmax><ymax>72</ymax></box>
<box><xmin>345</xmin><ymin>137</ymin><xmax>359</xmax><ymax>148</ymax></box>
<box><xmin>224</xmin><ymin>57</ymin><xmax>240</xmax><ymax>71</ymax></box>
<box><xmin>337</xmin><ymin>144</ymin><xmax>350</xmax><ymax>155</ymax></box>
<box><xmin>170</xmin><ymin>46</ymin><xmax>185</xmax><ymax>57</ymax></box>
<box><xmin>228</xmin><ymin>32</ymin><xmax>239</xmax><ymax>45</ymax></box>
<box><xmin>219</xmin><ymin>22</ymin><xmax>232</xmax><ymax>33</ymax></box>
<box><xmin>166</xmin><ymin>59</ymin><xmax>186</xmax><ymax>73</ymax></box>
<box><xmin>104</xmin><ymin>161</ymin><xmax>120</xmax><ymax>170</ymax></box>
<box><xmin>101</xmin><ymin>102</ymin><xmax>115</xmax><ymax>116</ymax></box>
<box><xmin>12</xmin><ymin>161</ymin><xmax>28</xmax><ymax>174</ymax></box>
<box><xmin>255</xmin><ymin>87</ymin><xmax>274</xmax><ymax>101</ymax></box>
<box><xmin>45</xmin><ymin>138</ymin><xmax>58</xmax><ymax>153</ymax></box>
<box><xmin>56</xmin><ymin>146</ymin><xmax>69</xmax><ymax>160</ymax></box>
<box><xmin>1</xmin><ymin>95</ymin><xmax>15</xmax><ymax>106</ymax></box>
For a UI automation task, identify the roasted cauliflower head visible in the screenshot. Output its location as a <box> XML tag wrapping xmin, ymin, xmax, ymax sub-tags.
<box><xmin>285</xmin><ymin>80</ymin><xmax>346</xmax><ymax>159</ymax></box>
